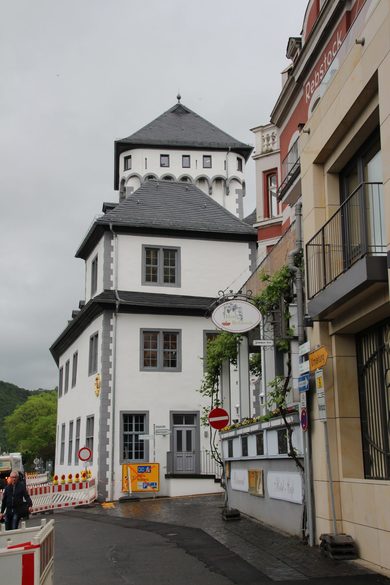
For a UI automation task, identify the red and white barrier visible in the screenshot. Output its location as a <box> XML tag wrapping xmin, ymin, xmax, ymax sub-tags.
<box><xmin>29</xmin><ymin>480</ymin><xmax>96</xmax><ymax>513</ymax></box>
<box><xmin>25</xmin><ymin>473</ymin><xmax>50</xmax><ymax>487</ymax></box>
<box><xmin>0</xmin><ymin>519</ymin><xmax>54</xmax><ymax>585</ymax></box>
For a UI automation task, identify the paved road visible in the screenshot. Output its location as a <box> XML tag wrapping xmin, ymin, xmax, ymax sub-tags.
<box><xmin>51</xmin><ymin>494</ymin><xmax>390</xmax><ymax>585</ymax></box>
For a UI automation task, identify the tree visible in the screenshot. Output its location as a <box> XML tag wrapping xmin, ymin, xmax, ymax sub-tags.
<box><xmin>4</xmin><ymin>391</ymin><xmax>57</xmax><ymax>467</ymax></box>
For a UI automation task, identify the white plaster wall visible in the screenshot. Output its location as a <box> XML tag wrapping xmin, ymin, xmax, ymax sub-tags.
<box><xmin>116</xmin><ymin>234</ymin><xmax>252</xmax><ymax>297</ymax></box>
<box><xmin>111</xmin><ymin>312</ymin><xmax>220</xmax><ymax>499</ymax></box>
<box><xmin>55</xmin><ymin>314</ymin><xmax>103</xmax><ymax>479</ymax></box>
<box><xmin>85</xmin><ymin>238</ymin><xmax>105</xmax><ymax>303</ymax></box>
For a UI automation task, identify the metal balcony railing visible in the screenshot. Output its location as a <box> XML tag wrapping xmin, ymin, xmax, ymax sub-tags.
<box><xmin>166</xmin><ymin>450</ymin><xmax>222</xmax><ymax>479</ymax></box>
<box><xmin>278</xmin><ymin>138</ymin><xmax>300</xmax><ymax>197</ymax></box>
<box><xmin>306</xmin><ymin>182</ymin><xmax>385</xmax><ymax>299</ymax></box>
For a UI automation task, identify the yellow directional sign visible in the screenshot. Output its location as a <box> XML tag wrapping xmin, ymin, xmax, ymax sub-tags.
<box><xmin>309</xmin><ymin>346</ymin><xmax>329</xmax><ymax>372</ymax></box>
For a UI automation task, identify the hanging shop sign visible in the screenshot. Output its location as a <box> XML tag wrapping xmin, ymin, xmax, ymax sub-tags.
<box><xmin>211</xmin><ymin>300</ymin><xmax>261</xmax><ymax>333</ymax></box>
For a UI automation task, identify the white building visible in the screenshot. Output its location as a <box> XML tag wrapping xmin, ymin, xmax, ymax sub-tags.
<box><xmin>50</xmin><ymin>101</ymin><xmax>256</xmax><ymax>501</ymax></box>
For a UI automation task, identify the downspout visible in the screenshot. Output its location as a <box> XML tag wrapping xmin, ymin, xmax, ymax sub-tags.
<box><xmin>288</xmin><ymin>201</ymin><xmax>315</xmax><ymax>546</ymax></box>
<box><xmin>109</xmin><ymin>223</ymin><xmax>120</xmax><ymax>501</ymax></box>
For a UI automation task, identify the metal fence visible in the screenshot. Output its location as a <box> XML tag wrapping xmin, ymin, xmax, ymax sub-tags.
<box><xmin>306</xmin><ymin>182</ymin><xmax>385</xmax><ymax>299</ymax></box>
<box><xmin>166</xmin><ymin>450</ymin><xmax>222</xmax><ymax>478</ymax></box>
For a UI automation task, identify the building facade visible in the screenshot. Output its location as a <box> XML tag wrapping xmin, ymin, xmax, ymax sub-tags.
<box><xmin>50</xmin><ymin>102</ymin><xmax>257</xmax><ymax>501</ymax></box>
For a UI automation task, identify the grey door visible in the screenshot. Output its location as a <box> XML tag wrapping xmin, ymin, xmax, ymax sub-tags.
<box><xmin>173</xmin><ymin>425</ymin><xmax>196</xmax><ymax>473</ymax></box>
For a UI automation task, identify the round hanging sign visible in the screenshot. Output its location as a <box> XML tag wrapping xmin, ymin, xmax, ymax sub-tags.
<box><xmin>211</xmin><ymin>300</ymin><xmax>261</xmax><ymax>333</ymax></box>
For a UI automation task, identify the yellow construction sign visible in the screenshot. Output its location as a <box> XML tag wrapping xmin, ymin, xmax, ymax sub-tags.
<box><xmin>309</xmin><ymin>346</ymin><xmax>329</xmax><ymax>372</ymax></box>
<box><xmin>121</xmin><ymin>463</ymin><xmax>160</xmax><ymax>493</ymax></box>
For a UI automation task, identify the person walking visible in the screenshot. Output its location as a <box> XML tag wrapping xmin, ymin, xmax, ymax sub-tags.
<box><xmin>0</xmin><ymin>471</ymin><xmax>33</xmax><ymax>530</ymax></box>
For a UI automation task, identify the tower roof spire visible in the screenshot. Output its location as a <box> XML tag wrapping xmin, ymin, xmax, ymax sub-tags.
<box><xmin>177</xmin><ymin>92</ymin><xmax>181</xmax><ymax>103</ymax></box>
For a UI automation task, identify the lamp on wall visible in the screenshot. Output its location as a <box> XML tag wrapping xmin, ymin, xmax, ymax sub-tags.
<box><xmin>355</xmin><ymin>37</ymin><xmax>365</xmax><ymax>46</ymax></box>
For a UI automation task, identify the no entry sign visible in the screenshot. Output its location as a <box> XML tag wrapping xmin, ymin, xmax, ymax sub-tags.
<box><xmin>78</xmin><ymin>447</ymin><xmax>92</xmax><ymax>462</ymax></box>
<box><xmin>208</xmin><ymin>407</ymin><xmax>229</xmax><ymax>430</ymax></box>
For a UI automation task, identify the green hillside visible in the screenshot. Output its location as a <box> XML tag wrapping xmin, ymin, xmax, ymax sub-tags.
<box><xmin>0</xmin><ymin>381</ymin><xmax>32</xmax><ymax>452</ymax></box>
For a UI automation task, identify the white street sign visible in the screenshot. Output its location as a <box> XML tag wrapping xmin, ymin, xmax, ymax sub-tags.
<box><xmin>253</xmin><ymin>339</ymin><xmax>273</xmax><ymax>347</ymax></box>
<box><xmin>299</xmin><ymin>341</ymin><xmax>311</xmax><ymax>356</ymax></box>
<box><xmin>299</xmin><ymin>360</ymin><xmax>310</xmax><ymax>374</ymax></box>
<box><xmin>315</xmin><ymin>369</ymin><xmax>327</xmax><ymax>421</ymax></box>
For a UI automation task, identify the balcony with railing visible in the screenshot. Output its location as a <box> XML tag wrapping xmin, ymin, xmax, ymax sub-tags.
<box><xmin>278</xmin><ymin>138</ymin><xmax>300</xmax><ymax>202</ymax></box>
<box><xmin>306</xmin><ymin>182</ymin><xmax>387</xmax><ymax>319</ymax></box>
<box><xmin>166</xmin><ymin>450</ymin><xmax>222</xmax><ymax>480</ymax></box>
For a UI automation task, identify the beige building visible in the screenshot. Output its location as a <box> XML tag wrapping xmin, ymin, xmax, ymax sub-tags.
<box><xmin>291</xmin><ymin>0</ymin><xmax>389</xmax><ymax>573</ymax></box>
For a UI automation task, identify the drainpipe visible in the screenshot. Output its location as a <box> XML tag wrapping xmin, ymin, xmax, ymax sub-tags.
<box><xmin>109</xmin><ymin>223</ymin><xmax>120</xmax><ymax>501</ymax></box>
<box><xmin>288</xmin><ymin>202</ymin><xmax>315</xmax><ymax>546</ymax></box>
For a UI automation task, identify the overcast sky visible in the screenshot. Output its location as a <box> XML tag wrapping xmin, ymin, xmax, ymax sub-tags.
<box><xmin>0</xmin><ymin>0</ymin><xmax>308</xmax><ymax>391</ymax></box>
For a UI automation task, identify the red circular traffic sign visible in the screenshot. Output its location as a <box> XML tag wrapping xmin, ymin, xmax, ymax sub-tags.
<box><xmin>78</xmin><ymin>447</ymin><xmax>92</xmax><ymax>462</ymax></box>
<box><xmin>300</xmin><ymin>407</ymin><xmax>308</xmax><ymax>432</ymax></box>
<box><xmin>208</xmin><ymin>407</ymin><xmax>230</xmax><ymax>430</ymax></box>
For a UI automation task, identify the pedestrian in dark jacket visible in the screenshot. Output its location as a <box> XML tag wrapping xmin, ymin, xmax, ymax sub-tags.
<box><xmin>0</xmin><ymin>471</ymin><xmax>33</xmax><ymax>530</ymax></box>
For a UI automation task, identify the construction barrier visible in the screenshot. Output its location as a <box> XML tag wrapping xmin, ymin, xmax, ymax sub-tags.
<box><xmin>0</xmin><ymin>519</ymin><xmax>54</xmax><ymax>585</ymax></box>
<box><xmin>25</xmin><ymin>473</ymin><xmax>50</xmax><ymax>487</ymax></box>
<box><xmin>0</xmin><ymin>479</ymin><xmax>96</xmax><ymax>514</ymax></box>
<box><xmin>29</xmin><ymin>479</ymin><xmax>96</xmax><ymax>513</ymax></box>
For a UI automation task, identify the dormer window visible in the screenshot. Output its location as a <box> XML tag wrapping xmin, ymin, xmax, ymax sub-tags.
<box><xmin>203</xmin><ymin>155</ymin><xmax>212</xmax><ymax>169</ymax></box>
<box><xmin>160</xmin><ymin>154</ymin><xmax>170</xmax><ymax>168</ymax></box>
<box><xmin>124</xmin><ymin>155</ymin><xmax>132</xmax><ymax>171</ymax></box>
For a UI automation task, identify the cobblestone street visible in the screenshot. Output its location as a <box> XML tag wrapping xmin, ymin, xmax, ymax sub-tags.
<box><xmin>53</xmin><ymin>494</ymin><xmax>390</xmax><ymax>584</ymax></box>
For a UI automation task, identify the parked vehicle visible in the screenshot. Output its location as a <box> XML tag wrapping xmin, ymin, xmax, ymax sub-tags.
<box><xmin>0</xmin><ymin>453</ymin><xmax>24</xmax><ymax>489</ymax></box>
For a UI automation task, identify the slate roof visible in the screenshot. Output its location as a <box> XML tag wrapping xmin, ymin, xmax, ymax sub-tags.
<box><xmin>50</xmin><ymin>290</ymin><xmax>215</xmax><ymax>363</ymax></box>
<box><xmin>114</xmin><ymin>102</ymin><xmax>253</xmax><ymax>189</ymax></box>
<box><xmin>243</xmin><ymin>209</ymin><xmax>257</xmax><ymax>226</ymax></box>
<box><xmin>76</xmin><ymin>180</ymin><xmax>257</xmax><ymax>259</ymax></box>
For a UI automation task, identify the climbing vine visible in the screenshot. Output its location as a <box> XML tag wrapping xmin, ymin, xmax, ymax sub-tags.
<box><xmin>253</xmin><ymin>264</ymin><xmax>304</xmax><ymax>473</ymax></box>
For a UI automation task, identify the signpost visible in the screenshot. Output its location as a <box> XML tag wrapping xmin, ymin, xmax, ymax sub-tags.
<box><xmin>208</xmin><ymin>407</ymin><xmax>230</xmax><ymax>430</ymax></box>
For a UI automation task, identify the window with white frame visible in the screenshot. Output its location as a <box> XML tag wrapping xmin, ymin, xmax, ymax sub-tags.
<box><xmin>142</xmin><ymin>246</ymin><xmax>180</xmax><ymax>286</ymax></box>
<box><xmin>60</xmin><ymin>423</ymin><xmax>65</xmax><ymax>465</ymax></box>
<box><xmin>91</xmin><ymin>255</ymin><xmax>98</xmax><ymax>296</ymax></box>
<box><xmin>141</xmin><ymin>329</ymin><xmax>181</xmax><ymax>371</ymax></box>
<box><xmin>121</xmin><ymin>413</ymin><xmax>148</xmax><ymax>462</ymax></box>
<box><xmin>86</xmin><ymin>415</ymin><xmax>94</xmax><ymax>462</ymax></box>
<box><xmin>265</xmin><ymin>171</ymin><xmax>279</xmax><ymax>218</ymax></box>
<box><xmin>256</xmin><ymin>431</ymin><xmax>264</xmax><ymax>455</ymax></box>
<box><xmin>64</xmin><ymin>360</ymin><xmax>70</xmax><ymax>394</ymax></box>
<box><xmin>68</xmin><ymin>420</ymin><xmax>73</xmax><ymax>465</ymax></box>
<box><xmin>88</xmin><ymin>333</ymin><xmax>98</xmax><ymax>376</ymax></box>
<box><xmin>58</xmin><ymin>367</ymin><xmax>64</xmax><ymax>397</ymax></box>
<box><xmin>72</xmin><ymin>351</ymin><xmax>78</xmax><ymax>388</ymax></box>
<box><xmin>74</xmin><ymin>418</ymin><xmax>81</xmax><ymax>465</ymax></box>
